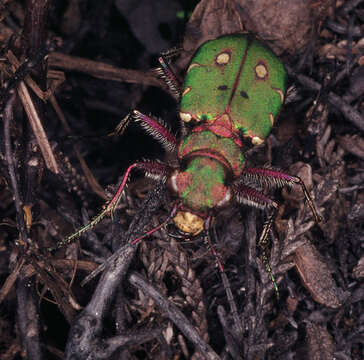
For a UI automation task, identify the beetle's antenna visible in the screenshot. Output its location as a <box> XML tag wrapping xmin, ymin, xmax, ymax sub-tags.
<box><xmin>80</xmin><ymin>202</ymin><xmax>180</xmax><ymax>286</ymax></box>
<box><xmin>231</xmin><ymin>183</ymin><xmax>281</xmax><ymax>298</ymax></box>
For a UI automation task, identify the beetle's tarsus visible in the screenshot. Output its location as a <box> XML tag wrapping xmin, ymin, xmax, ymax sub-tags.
<box><xmin>293</xmin><ymin>176</ymin><xmax>322</xmax><ymax>223</ymax></box>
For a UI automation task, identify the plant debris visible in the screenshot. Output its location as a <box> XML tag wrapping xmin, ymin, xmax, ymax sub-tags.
<box><xmin>0</xmin><ymin>1</ymin><xmax>363</xmax><ymax>359</ymax></box>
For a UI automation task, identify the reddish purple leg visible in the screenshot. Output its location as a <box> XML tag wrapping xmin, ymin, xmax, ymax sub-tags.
<box><xmin>50</xmin><ymin>161</ymin><xmax>173</xmax><ymax>250</ymax></box>
<box><xmin>156</xmin><ymin>54</ymin><xmax>181</xmax><ymax>100</ymax></box>
<box><xmin>241</xmin><ymin>167</ymin><xmax>321</xmax><ymax>223</ymax></box>
<box><xmin>233</xmin><ymin>168</ymin><xmax>322</xmax><ymax>298</ymax></box>
<box><xmin>232</xmin><ymin>183</ymin><xmax>278</xmax><ymax>210</ymax></box>
<box><xmin>115</xmin><ymin>110</ymin><xmax>178</xmax><ymax>153</ymax></box>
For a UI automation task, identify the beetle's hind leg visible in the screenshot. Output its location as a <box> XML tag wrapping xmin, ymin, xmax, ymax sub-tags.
<box><xmin>155</xmin><ymin>52</ymin><xmax>182</xmax><ymax>101</ymax></box>
<box><xmin>114</xmin><ymin>110</ymin><xmax>178</xmax><ymax>153</ymax></box>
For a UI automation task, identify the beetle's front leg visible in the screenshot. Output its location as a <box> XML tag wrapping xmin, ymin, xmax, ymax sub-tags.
<box><xmin>203</xmin><ymin>216</ymin><xmax>243</xmax><ymax>334</ymax></box>
<box><xmin>256</xmin><ymin>205</ymin><xmax>280</xmax><ymax>298</ymax></box>
<box><xmin>50</xmin><ymin>161</ymin><xmax>173</xmax><ymax>251</ymax></box>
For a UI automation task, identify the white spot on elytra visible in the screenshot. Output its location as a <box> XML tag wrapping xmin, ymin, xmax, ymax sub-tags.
<box><xmin>216</xmin><ymin>52</ymin><xmax>230</xmax><ymax>65</ymax></box>
<box><xmin>274</xmin><ymin>88</ymin><xmax>285</xmax><ymax>103</ymax></box>
<box><xmin>187</xmin><ymin>63</ymin><xmax>201</xmax><ymax>73</ymax></box>
<box><xmin>269</xmin><ymin>113</ymin><xmax>274</xmax><ymax>126</ymax></box>
<box><xmin>255</xmin><ymin>63</ymin><xmax>268</xmax><ymax>79</ymax></box>
<box><xmin>182</xmin><ymin>87</ymin><xmax>191</xmax><ymax>96</ymax></box>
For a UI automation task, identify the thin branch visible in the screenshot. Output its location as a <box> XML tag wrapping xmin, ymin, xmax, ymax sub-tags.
<box><xmin>3</xmin><ymin>93</ymin><xmax>28</xmax><ymax>243</ymax></box>
<box><xmin>286</xmin><ymin>65</ymin><xmax>364</xmax><ymax>132</ymax></box>
<box><xmin>129</xmin><ymin>272</ymin><xmax>220</xmax><ymax>360</ymax></box>
<box><xmin>49</xmin><ymin>52</ymin><xmax>167</xmax><ymax>89</ymax></box>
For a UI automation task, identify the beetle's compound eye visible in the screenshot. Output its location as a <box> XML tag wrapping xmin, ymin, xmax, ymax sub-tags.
<box><xmin>216</xmin><ymin>188</ymin><xmax>232</xmax><ymax>208</ymax></box>
<box><xmin>173</xmin><ymin>211</ymin><xmax>204</xmax><ymax>236</ymax></box>
<box><xmin>169</xmin><ymin>170</ymin><xmax>179</xmax><ymax>194</ymax></box>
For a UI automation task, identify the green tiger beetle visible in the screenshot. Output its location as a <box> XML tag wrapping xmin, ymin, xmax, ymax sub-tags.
<box><xmin>54</xmin><ymin>34</ymin><xmax>321</xmax><ymax>305</ymax></box>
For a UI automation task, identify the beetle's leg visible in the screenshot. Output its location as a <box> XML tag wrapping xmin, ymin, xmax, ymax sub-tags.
<box><xmin>203</xmin><ymin>216</ymin><xmax>243</xmax><ymax>335</ymax></box>
<box><xmin>156</xmin><ymin>54</ymin><xmax>182</xmax><ymax>101</ymax></box>
<box><xmin>81</xmin><ymin>201</ymin><xmax>180</xmax><ymax>286</ymax></box>
<box><xmin>232</xmin><ymin>184</ymin><xmax>280</xmax><ymax>299</ymax></box>
<box><xmin>160</xmin><ymin>46</ymin><xmax>183</xmax><ymax>61</ymax></box>
<box><xmin>49</xmin><ymin>161</ymin><xmax>173</xmax><ymax>251</ymax></box>
<box><xmin>240</xmin><ymin>168</ymin><xmax>322</xmax><ymax>223</ymax></box>
<box><xmin>256</xmin><ymin>207</ymin><xmax>280</xmax><ymax>299</ymax></box>
<box><xmin>114</xmin><ymin>110</ymin><xmax>178</xmax><ymax>153</ymax></box>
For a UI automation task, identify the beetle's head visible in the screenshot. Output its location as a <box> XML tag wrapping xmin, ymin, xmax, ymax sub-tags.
<box><xmin>168</xmin><ymin>157</ymin><xmax>232</xmax><ymax>236</ymax></box>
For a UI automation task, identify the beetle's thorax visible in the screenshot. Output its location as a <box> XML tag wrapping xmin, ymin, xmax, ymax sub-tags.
<box><xmin>178</xmin><ymin>130</ymin><xmax>245</xmax><ymax>177</ymax></box>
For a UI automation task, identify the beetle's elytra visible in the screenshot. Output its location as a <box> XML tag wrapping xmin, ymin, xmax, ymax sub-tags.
<box><xmin>180</xmin><ymin>34</ymin><xmax>286</xmax><ymax>145</ymax></box>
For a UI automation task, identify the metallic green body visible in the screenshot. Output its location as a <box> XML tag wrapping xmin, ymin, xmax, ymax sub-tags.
<box><xmin>178</xmin><ymin>131</ymin><xmax>244</xmax><ymax>177</ymax></box>
<box><xmin>180</xmin><ymin>34</ymin><xmax>286</xmax><ymax>141</ymax></box>
<box><xmin>176</xmin><ymin>157</ymin><xmax>228</xmax><ymax>212</ymax></box>
<box><xmin>176</xmin><ymin>34</ymin><xmax>286</xmax><ymax>217</ymax></box>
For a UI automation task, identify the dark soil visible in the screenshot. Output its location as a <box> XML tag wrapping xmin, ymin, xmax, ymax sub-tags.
<box><xmin>0</xmin><ymin>1</ymin><xmax>363</xmax><ymax>359</ymax></box>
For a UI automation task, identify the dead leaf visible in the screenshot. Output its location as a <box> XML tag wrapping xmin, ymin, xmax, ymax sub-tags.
<box><xmin>294</xmin><ymin>241</ymin><xmax>347</xmax><ymax>308</ymax></box>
